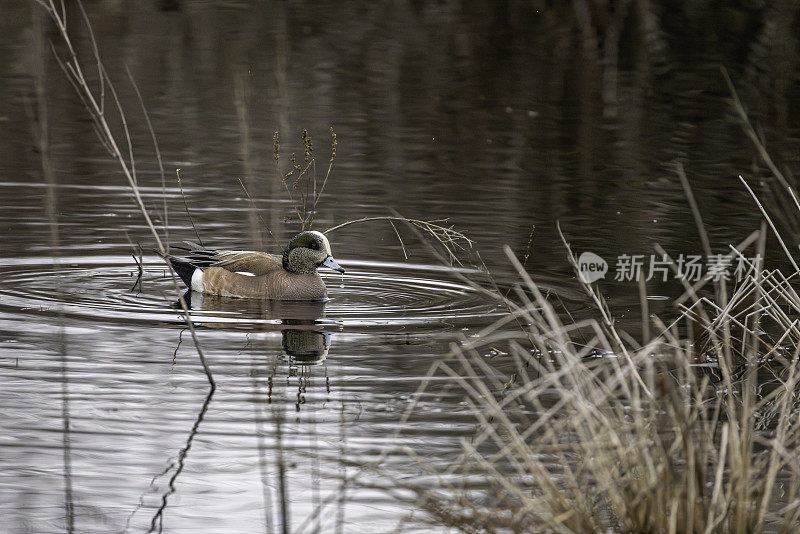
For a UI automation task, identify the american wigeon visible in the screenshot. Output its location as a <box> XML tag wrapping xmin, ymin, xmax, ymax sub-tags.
<box><xmin>168</xmin><ymin>231</ymin><xmax>345</xmax><ymax>300</ymax></box>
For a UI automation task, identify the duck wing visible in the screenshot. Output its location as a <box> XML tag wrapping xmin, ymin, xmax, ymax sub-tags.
<box><xmin>170</xmin><ymin>242</ymin><xmax>284</xmax><ymax>275</ymax></box>
<box><xmin>210</xmin><ymin>251</ymin><xmax>283</xmax><ymax>275</ymax></box>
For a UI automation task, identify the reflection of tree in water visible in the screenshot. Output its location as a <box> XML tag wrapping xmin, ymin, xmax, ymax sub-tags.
<box><xmin>255</xmin><ymin>327</ymin><xmax>336</xmax><ymax>534</ymax></box>
<box><xmin>16</xmin><ymin>0</ymin><xmax>800</xmax><ymax>270</ymax></box>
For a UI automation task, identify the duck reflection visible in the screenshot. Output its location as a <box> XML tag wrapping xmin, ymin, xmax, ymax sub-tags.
<box><xmin>180</xmin><ymin>291</ymin><xmax>334</xmax><ymax>365</ymax></box>
<box><xmin>281</xmin><ymin>329</ymin><xmax>331</xmax><ymax>365</ymax></box>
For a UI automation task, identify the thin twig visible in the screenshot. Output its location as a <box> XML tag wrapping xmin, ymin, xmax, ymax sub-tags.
<box><xmin>126</xmin><ymin>65</ymin><xmax>168</xmax><ymax>247</ymax></box>
<box><xmin>176</xmin><ymin>168</ymin><xmax>203</xmax><ymax>246</ymax></box>
<box><xmin>721</xmin><ymin>66</ymin><xmax>800</xmax><ymax>215</ymax></box>
<box><xmin>325</xmin><ymin>215</ymin><xmax>473</xmax><ymax>265</ymax></box>
<box><xmin>387</xmin><ymin>220</ymin><xmax>409</xmax><ymax>260</ymax></box>
<box><xmin>237</xmin><ymin>177</ymin><xmax>277</xmax><ymax>246</ymax></box>
<box><xmin>739</xmin><ymin>175</ymin><xmax>799</xmax><ymax>272</ymax></box>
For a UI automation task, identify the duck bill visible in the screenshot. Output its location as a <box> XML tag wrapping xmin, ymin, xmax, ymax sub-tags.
<box><xmin>322</xmin><ymin>255</ymin><xmax>345</xmax><ymax>273</ymax></box>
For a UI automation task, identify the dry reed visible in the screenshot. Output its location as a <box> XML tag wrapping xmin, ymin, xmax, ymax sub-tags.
<box><xmin>387</xmin><ymin>232</ymin><xmax>800</xmax><ymax>533</ymax></box>
<box><xmin>379</xmin><ymin>72</ymin><xmax>800</xmax><ymax>533</ymax></box>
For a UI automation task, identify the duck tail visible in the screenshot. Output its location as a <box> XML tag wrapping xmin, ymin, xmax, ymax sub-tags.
<box><xmin>168</xmin><ymin>256</ymin><xmax>197</xmax><ymax>288</ymax></box>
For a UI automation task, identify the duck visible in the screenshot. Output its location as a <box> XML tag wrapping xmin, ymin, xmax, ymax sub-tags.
<box><xmin>167</xmin><ymin>230</ymin><xmax>345</xmax><ymax>300</ymax></box>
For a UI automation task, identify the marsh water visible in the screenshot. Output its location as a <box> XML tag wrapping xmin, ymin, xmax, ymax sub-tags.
<box><xmin>2</xmin><ymin>2</ymin><xmax>800</xmax><ymax>533</ymax></box>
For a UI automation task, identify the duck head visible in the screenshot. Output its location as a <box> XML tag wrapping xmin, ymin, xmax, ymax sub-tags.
<box><xmin>282</xmin><ymin>231</ymin><xmax>345</xmax><ymax>275</ymax></box>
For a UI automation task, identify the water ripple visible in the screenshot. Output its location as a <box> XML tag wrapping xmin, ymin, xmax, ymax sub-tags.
<box><xmin>0</xmin><ymin>256</ymin><xmax>502</xmax><ymax>332</ymax></box>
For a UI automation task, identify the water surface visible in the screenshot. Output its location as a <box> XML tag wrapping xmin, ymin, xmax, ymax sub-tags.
<box><xmin>1</xmin><ymin>2</ymin><xmax>799</xmax><ymax>532</ymax></box>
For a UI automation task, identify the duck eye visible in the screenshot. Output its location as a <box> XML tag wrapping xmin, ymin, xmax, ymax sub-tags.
<box><xmin>309</xmin><ymin>241</ymin><xmax>319</xmax><ymax>250</ymax></box>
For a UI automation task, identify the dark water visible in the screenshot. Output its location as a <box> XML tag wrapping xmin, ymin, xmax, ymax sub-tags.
<box><xmin>2</xmin><ymin>1</ymin><xmax>800</xmax><ymax>532</ymax></box>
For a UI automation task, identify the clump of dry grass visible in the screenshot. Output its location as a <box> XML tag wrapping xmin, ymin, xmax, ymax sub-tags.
<box><xmin>379</xmin><ymin>68</ymin><xmax>800</xmax><ymax>534</ymax></box>
<box><xmin>393</xmin><ymin>237</ymin><xmax>800</xmax><ymax>533</ymax></box>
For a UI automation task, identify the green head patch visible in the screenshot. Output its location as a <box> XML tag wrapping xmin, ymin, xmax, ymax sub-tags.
<box><xmin>283</xmin><ymin>231</ymin><xmax>338</xmax><ymax>274</ymax></box>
